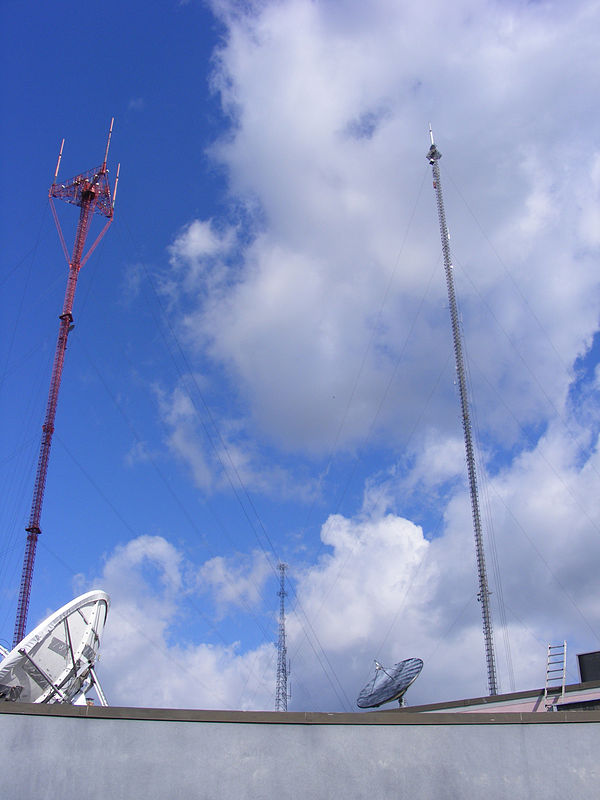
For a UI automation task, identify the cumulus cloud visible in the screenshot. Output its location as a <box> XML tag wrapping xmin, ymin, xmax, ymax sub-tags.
<box><xmin>156</xmin><ymin>375</ymin><xmax>320</xmax><ymax>500</ymax></box>
<box><xmin>156</xmin><ymin>0</ymin><xmax>600</xmax><ymax>468</ymax></box>
<box><xmin>89</xmin><ymin>536</ymin><xmax>276</xmax><ymax>710</ymax></box>
<box><xmin>96</xmin><ymin>0</ymin><xmax>600</xmax><ymax>711</ymax></box>
<box><xmin>302</xmin><ymin>424</ymin><xmax>597</xmax><ymax>709</ymax></box>
<box><xmin>90</xmin><ymin>394</ymin><xmax>600</xmax><ymax>710</ymax></box>
<box><xmin>198</xmin><ymin>550</ymin><xmax>272</xmax><ymax>616</ymax></box>
<box><xmin>169</xmin><ymin>219</ymin><xmax>237</xmax><ymax>294</ymax></box>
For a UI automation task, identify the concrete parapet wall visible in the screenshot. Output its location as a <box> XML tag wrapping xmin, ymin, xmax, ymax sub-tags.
<box><xmin>2</xmin><ymin>704</ymin><xmax>599</xmax><ymax>799</ymax></box>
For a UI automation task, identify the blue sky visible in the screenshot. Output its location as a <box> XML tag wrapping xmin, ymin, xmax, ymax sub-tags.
<box><xmin>1</xmin><ymin>0</ymin><xmax>600</xmax><ymax>711</ymax></box>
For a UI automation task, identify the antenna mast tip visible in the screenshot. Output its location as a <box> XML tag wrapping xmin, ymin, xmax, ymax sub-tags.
<box><xmin>103</xmin><ymin>118</ymin><xmax>115</xmax><ymax>171</ymax></box>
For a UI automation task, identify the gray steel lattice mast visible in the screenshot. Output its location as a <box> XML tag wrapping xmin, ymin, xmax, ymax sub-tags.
<box><xmin>275</xmin><ymin>562</ymin><xmax>290</xmax><ymax>711</ymax></box>
<box><xmin>427</xmin><ymin>128</ymin><xmax>498</xmax><ymax>696</ymax></box>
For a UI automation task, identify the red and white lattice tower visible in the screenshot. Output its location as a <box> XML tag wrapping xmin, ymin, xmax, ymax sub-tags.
<box><xmin>13</xmin><ymin>121</ymin><xmax>120</xmax><ymax>647</ymax></box>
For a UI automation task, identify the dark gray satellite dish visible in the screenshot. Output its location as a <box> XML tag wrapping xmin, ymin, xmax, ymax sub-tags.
<box><xmin>357</xmin><ymin>657</ymin><xmax>423</xmax><ymax>708</ymax></box>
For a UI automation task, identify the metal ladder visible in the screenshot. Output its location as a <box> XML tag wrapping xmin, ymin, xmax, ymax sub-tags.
<box><xmin>544</xmin><ymin>641</ymin><xmax>567</xmax><ymax>710</ymax></box>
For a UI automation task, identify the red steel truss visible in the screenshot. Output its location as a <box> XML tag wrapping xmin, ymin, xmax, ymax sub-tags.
<box><xmin>13</xmin><ymin>121</ymin><xmax>120</xmax><ymax>647</ymax></box>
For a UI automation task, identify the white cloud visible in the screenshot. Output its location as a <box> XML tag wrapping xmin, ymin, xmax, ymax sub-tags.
<box><xmin>119</xmin><ymin>262</ymin><xmax>144</xmax><ymax>306</ymax></box>
<box><xmin>166</xmin><ymin>0</ymin><xmax>600</xmax><ymax>463</ymax></box>
<box><xmin>89</xmin><ymin>399</ymin><xmax>600</xmax><ymax>710</ymax></box>
<box><xmin>402</xmin><ymin>432</ymin><xmax>465</xmax><ymax>491</ymax></box>
<box><xmin>285</xmin><ymin>413</ymin><xmax>600</xmax><ymax>708</ymax></box>
<box><xmin>578</xmin><ymin>153</ymin><xmax>600</xmax><ymax>248</ymax></box>
<box><xmin>89</xmin><ymin>536</ymin><xmax>276</xmax><ymax>710</ymax></box>
<box><xmin>169</xmin><ymin>219</ymin><xmax>236</xmax><ymax>278</ymax></box>
<box><xmin>156</xmin><ymin>375</ymin><xmax>320</xmax><ymax>499</ymax></box>
<box><xmin>102</xmin><ymin>535</ymin><xmax>183</xmax><ymax>600</ymax></box>
<box><xmin>198</xmin><ymin>550</ymin><xmax>272</xmax><ymax>615</ymax></box>
<box><xmin>125</xmin><ymin>440</ymin><xmax>154</xmax><ymax>467</ymax></box>
<box><xmin>91</xmin><ymin>0</ymin><xmax>600</xmax><ymax>712</ymax></box>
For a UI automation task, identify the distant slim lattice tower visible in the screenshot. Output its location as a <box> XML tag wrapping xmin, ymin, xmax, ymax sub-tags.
<box><xmin>275</xmin><ymin>563</ymin><xmax>290</xmax><ymax>711</ymax></box>
<box><xmin>13</xmin><ymin>122</ymin><xmax>119</xmax><ymax>647</ymax></box>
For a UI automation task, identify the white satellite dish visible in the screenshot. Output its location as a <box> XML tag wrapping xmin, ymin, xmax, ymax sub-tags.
<box><xmin>0</xmin><ymin>590</ymin><xmax>110</xmax><ymax>706</ymax></box>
